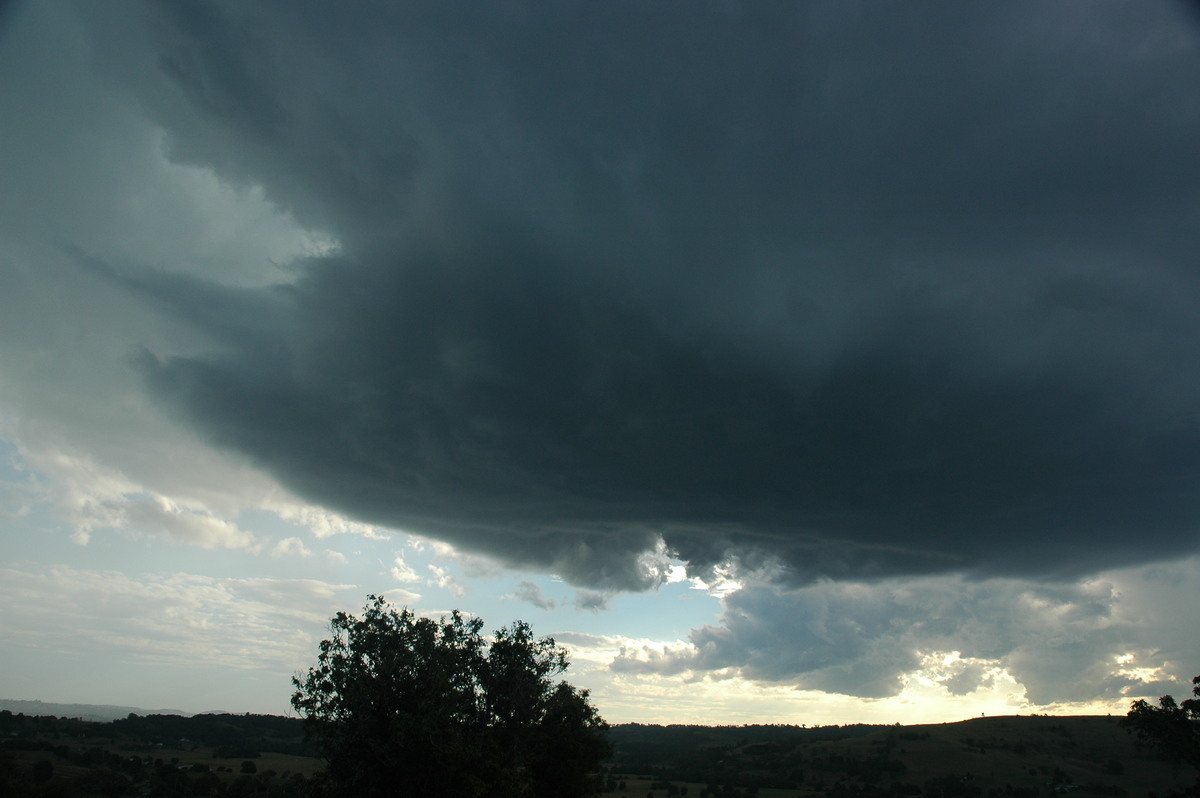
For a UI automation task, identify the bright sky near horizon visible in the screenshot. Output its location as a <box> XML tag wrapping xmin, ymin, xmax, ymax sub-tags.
<box><xmin>3</xmin><ymin>1</ymin><xmax>1200</xmax><ymax>726</ymax></box>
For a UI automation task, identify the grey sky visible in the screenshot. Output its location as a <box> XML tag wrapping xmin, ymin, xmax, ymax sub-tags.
<box><xmin>3</xmin><ymin>0</ymin><xmax>1199</xmax><ymax>713</ymax></box>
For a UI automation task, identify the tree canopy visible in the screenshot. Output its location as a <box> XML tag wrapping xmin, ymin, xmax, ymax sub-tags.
<box><xmin>1122</xmin><ymin>674</ymin><xmax>1200</xmax><ymax>772</ymax></box>
<box><xmin>291</xmin><ymin>595</ymin><xmax>611</xmax><ymax>797</ymax></box>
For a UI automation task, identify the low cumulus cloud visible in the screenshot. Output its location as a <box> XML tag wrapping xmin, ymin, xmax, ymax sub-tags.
<box><xmin>510</xmin><ymin>582</ymin><xmax>611</xmax><ymax>613</ymax></box>
<box><xmin>123</xmin><ymin>499</ymin><xmax>258</xmax><ymax>550</ymax></box>
<box><xmin>24</xmin><ymin>1</ymin><xmax>1200</xmax><ymax>597</ymax></box>
<box><xmin>270</xmin><ymin>537</ymin><xmax>311</xmax><ymax>558</ymax></box>
<box><xmin>613</xmin><ymin>558</ymin><xmax>1200</xmax><ymax>703</ymax></box>
<box><xmin>389</xmin><ymin>555</ymin><xmax>419</xmax><ymax>584</ymax></box>
<box><xmin>512</xmin><ymin>581</ymin><xmax>556</xmax><ymax>611</ymax></box>
<box><xmin>427</xmin><ymin>564</ymin><xmax>466</xmax><ymax>599</ymax></box>
<box><xmin>572</xmin><ymin>590</ymin><xmax>612</xmax><ymax>613</ymax></box>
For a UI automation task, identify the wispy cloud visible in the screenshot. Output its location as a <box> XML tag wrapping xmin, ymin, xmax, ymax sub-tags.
<box><xmin>0</xmin><ymin>565</ymin><xmax>354</xmax><ymax>673</ymax></box>
<box><xmin>512</xmin><ymin>580</ymin><xmax>555</xmax><ymax>610</ymax></box>
<box><xmin>125</xmin><ymin>498</ymin><xmax>258</xmax><ymax>551</ymax></box>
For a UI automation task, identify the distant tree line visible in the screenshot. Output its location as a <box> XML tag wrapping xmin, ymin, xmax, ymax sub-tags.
<box><xmin>112</xmin><ymin>711</ymin><xmax>312</xmax><ymax>757</ymax></box>
<box><xmin>0</xmin><ymin>708</ymin><xmax>312</xmax><ymax>757</ymax></box>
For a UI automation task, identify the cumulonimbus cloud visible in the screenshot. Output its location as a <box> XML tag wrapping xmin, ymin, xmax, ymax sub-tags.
<box><xmin>67</xmin><ymin>0</ymin><xmax>1200</xmax><ymax>590</ymax></box>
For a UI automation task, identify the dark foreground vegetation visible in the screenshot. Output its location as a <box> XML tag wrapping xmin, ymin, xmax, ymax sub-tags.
<box><xmin>291</xmin><ymin>596</ymin><xmax>612</xmax><ymax>797</ymax></box>
<box><xmin>3</xmin><ymin>710</ymin><xmax>1197</xmax><ymax>798</ymax></box>
<box><xmin>603</xmin><ymin>714</ymin><xmax>1198</xmax><ymax>798</ymax></box>
<box><xmin>0</xmin><ymin>709</ymin><xmax>316</xmax><ymax>797</ymax></box>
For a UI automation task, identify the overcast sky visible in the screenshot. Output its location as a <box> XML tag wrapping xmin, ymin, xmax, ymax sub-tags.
<box><xmin>2</xmin><ymin>0</ymin><xmax>1200</xmax><ymax>724</ymax></box>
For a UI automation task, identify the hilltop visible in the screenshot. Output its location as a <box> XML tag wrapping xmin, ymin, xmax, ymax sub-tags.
<box><xmin>0</xmin><ymin>699</ymin><xmax>194</xmax><ymax>723</ymax></box>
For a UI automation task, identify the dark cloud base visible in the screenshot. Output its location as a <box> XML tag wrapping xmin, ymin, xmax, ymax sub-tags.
<box><xmin>135</xmin><ymin>225</ymin><xmax>1200</xmax><ymax>589</ymax></box>
<box><xmin>75</xmin><ymin>0</ymin><xmax>1200</xmax><ymax>589</ymax></box>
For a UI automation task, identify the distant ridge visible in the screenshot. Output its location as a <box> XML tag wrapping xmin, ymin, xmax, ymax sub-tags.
<box><xmin>0</xmin><ymin>699</ymin><xmax>192</xmax><ymax>722</ymax></box>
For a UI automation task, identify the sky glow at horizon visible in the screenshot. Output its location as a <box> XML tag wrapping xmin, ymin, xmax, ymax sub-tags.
<box><xmin>2</xmin><ymin>0</ymin><xmax>1200</xmax><ymax>726</ymax></box>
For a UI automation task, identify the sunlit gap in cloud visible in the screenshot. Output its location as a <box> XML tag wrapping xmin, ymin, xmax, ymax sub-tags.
<box><xmin>594</xmin><ymin>560</ymin><xmax>1200</xmax><ymax>725</ymax></box>
<box><xmin>686</xmin><ymin>563</ymin><xmax>743</xmax><ymax>599</ymax></box>
<box><xmin>591</xmin><ymin>646</ymin><xmax>1139</xmax><ymax>727</ymax></box>
<box><xmin>1112</xmin><ymin>652</ymin><xmax>1173</xmax><ymax>687</ymax></box>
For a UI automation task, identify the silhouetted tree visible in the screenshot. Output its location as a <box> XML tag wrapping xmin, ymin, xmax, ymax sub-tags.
<box><xmin>1123</xmin><ymin>674</ymin><xmax>1200</xmax><ymax>771</ymax></box>
<box><xmin>291</xmin><ymin>595</ymin><xmax>610</xmax><ymax>797</ymax></box>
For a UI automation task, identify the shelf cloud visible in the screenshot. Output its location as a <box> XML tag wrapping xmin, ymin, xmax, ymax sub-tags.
<box><xmin>70</xmin><ymin>1</ymin><xmax>1200</xmax><ymax>589</ymax></box>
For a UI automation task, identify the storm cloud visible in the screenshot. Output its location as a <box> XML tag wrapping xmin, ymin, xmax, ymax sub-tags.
<box><xmin>66</xmin><ymin>1</ymin><xmax>1200</xmax><ymax>589</ymax></box>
